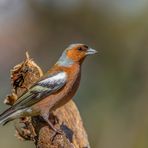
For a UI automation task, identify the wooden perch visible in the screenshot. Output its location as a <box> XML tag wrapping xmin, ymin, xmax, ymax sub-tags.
<box><xmin>4</xmin><ymin>52</ymin><xmax>90</xmax><ymax>148</ymax></box>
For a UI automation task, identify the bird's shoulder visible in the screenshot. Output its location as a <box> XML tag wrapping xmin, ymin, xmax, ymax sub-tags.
<box><xmin>31</xmin><ymin>64</ymin><xmax>80</xmax><ymax>90</ymax></box>
<box><xmin>32</xmin><ymin>69</ymin><xmax>67</xmax><ymax>88</ymax></box>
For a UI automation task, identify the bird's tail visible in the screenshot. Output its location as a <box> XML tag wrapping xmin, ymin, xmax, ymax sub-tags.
<box><xmin>0</xmin><ymin>107</ymin><xmax>16</xmax><ymax>125</ymax></box>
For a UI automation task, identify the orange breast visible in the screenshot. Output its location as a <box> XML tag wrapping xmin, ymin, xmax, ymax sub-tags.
<box><xmin>32</xmin><ymin>63</ymin><xmax>81</xmax><ymax>113</ymax></box>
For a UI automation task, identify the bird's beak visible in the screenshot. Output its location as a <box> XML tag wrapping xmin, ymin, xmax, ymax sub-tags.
<box><xmin>86</xmin><ymin>48</ymin><xmax>98</xmax><ymax>55</ymax></box>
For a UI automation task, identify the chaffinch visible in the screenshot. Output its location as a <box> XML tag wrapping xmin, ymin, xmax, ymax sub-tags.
<box><xmin>0</xmin><ymin>43</ymin><xmax>97</xmax><ymax>132</ymax></box>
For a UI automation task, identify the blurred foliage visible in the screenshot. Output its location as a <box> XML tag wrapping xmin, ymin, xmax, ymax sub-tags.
<box><xmin>0</xmin><ymin>0</ymin><xmax>148</xmax><ymax>148</ymax></box>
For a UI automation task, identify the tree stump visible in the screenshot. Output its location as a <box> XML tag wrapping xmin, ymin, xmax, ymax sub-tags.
<box><xmin>4</xmin><ymin>52</ymin><xmax>90</xmax><ymax>148</ymax></box>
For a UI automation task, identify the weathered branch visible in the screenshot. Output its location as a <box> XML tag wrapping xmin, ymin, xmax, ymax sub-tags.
<box><xmin>4</xmin><ymin>52</ymin><xmax>90</xmax><ymax>148</ymax></box>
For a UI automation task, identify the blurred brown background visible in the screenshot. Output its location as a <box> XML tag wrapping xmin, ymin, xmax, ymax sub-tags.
<box><xmin>0</xmin><ymin>0</ymin><xmax>148</xmax><ymax>148</ymax></box>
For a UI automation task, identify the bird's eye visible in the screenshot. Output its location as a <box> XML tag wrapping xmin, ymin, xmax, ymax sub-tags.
<box><xmin>78</xmin><ymin>47</ymin><xmax>83</xmax><ymax>51</ymax></box>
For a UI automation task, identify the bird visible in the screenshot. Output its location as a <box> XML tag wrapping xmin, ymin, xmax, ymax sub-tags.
<box><xmin>0</xmin><ymin>43</ymin><xmax>97</xmax><ymax>132</ymax></box>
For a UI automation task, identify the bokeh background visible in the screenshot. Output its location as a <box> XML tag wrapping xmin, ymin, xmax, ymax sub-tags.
<box><xmin>0</xmin><ymin>0</ymin><xmax>148</xmax><ymax>148</ymax></box>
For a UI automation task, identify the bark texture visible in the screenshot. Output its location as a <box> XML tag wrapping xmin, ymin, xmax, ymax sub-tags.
<box><xmin>4</xmin><ymin>52</ymin><xmax>90</xmax><ymax>148</ymax></box>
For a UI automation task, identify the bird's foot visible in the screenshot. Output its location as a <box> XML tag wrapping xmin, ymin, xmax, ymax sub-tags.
<box><xmin>50</xmin><ymin>128</ymin><xmax>63</xmax><ymax>142</ymax></box>
<box><xmin>48</xmin><ymin>122</ymin><xmax>63</xmax><ymax>134</ymax></box>
<box><xmin>41</xmin><ymin>113</ymin><xmax>63</xmax><ymax>140</ymax></box>
<box><xmin>47</xmin><ymin>121</ymin><xmax>63</xmax><ymax>141</ymax></box>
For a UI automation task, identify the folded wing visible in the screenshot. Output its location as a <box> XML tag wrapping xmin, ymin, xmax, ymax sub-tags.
<box><xmin>13</xmin><ymin>71</ymin><xmax>67</xmax><ymax>110</ymax></box>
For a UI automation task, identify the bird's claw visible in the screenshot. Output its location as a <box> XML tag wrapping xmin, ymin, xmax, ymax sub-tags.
<box><xmin>54</xmin><ymin>128</ymin><xmax>63</xmax><ymax>134</ymax></box>
<box><xmin>50</xmin><ymin>128</ymin><xmax>63</xmax><ymax>142</ymax></box>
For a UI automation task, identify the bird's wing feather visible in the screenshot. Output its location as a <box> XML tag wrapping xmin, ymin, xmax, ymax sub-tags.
<box><xmin>13</xmin><ymin>71</ymin><xmax>67</xmax><ymax>109</ymax></box>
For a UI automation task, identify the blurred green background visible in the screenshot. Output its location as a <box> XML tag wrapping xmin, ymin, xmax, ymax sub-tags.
<box><xmin>0</xmin><ymin>0</ymin><xmax>148</xmax><ymax>148</ymax></box>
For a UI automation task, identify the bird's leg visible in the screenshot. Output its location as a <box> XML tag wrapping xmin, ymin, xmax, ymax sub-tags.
<box><xmin>41</xmin><ymin>113</ymin><xmax>62</xmax><ymax>134</ymax></box>
<box><xmin>41</xmin><ymin>113</ymin><xmax>63</xmax><ymax>142</ymax></box>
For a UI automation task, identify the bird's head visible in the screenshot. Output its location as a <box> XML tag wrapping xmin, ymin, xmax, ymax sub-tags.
<box><xmin>57</xmin><ymin>43</ymin><xmax>97</xmax><ymax>67</ymax></box>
